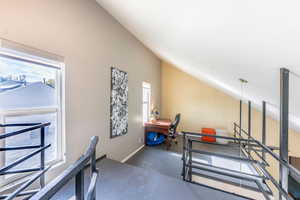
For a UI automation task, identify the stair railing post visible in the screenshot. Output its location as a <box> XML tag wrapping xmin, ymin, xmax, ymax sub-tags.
<box><xmin>279</xmin><ymin>68</ymin><xmax>289</xmax><ymax>200</ymax></box>
<box><xmin>248</xmin><ymin>101</ymin><xmax>252</xmax><ymax>155</ymax></box>
<box><xmin>262</xmin><ymin>101</ymin><xmax>267</xmax><ymax>160</ymax></box>
<box><xmin>91</xmin><ymin>150</ymin><xmax>96</xmax><ymax>200</ymax></box>
<box><xmin>188</xmin><ymin>139</ymin><xmax>192</xmax><ymax>182</ymax></box>
<box><xmin>182</xmin><ymin>132</ymin><xmax>186</xmax><ymax>181</ymax></box>
<box><xmin>75</xmin><ymin>170</ymin><xmax>84</xmax><ymax>200</ymax></box>
<box><xmin>0</xmin><ymin>116</ymin><xmax>5</xmax><ymax>181</ymax></box>
<box><xmin>234</xmin><ymin>123</ymin><xmax>236</xmax><ymax>142</ymax></box>
<box><xmin>40</xmin><ymin>127</ymin><xmax>45</xmax><ymax>188</ymax></box>
<box><xmin>239</xmin><ymin>100</ymin><xmax>242</xmax><ymax>146</ymax></box>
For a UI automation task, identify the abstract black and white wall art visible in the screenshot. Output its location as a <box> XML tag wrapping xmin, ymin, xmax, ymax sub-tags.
<box><xmin>110</xmin><ymin>67</ymin><xmax>128</xmax><ymax>138</ymax></box>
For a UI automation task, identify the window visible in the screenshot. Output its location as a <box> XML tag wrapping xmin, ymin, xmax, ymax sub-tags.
<box><xmin>142</xmin><ymin>82</ymin><xmax>151</xmax><ymax>124</ymax></box>
<box><xmin>0</xmin><ymin>45</ymin><xmax>64</xmax><ymax>183</ymax></box>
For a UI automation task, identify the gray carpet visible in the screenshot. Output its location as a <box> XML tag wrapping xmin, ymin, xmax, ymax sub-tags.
<box><xmin>126</xmin><ymin>136</ymin><xmax>270</xmax><ymax>194</ymax></box>
<box><xmin>52</xmin><ymin>158</ymin><xmax>248</xmax><ymax>200</ymax></box>
<box><xmin>126</xmin><ymin>137</ymin><xmax>249</xmax><ymax>180</ymax></box>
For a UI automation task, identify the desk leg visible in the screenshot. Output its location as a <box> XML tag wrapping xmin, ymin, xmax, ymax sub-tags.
<box><xmin>144</xmin><ymin>128</ymin><xmax>147</xmax><ymax>146</ymax></box>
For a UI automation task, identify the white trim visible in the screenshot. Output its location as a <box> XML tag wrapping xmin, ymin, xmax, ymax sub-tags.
<box><xmin>56</xmin><ymin>63</ymin><xmax>66</xmax><ymax>164</ymax></box>
<box><xmin>142</xmin><ymin>82</ymin><xmax>151</xmax><ymax>124</ymax></box>
<box><xmin>121</xmin><ymin>145</ymin><xmax>145</xmax><ymax>163</ymax></box>
<box><xmin>142</xmin><ymin>81</ymin><xmax>151</xmax><ymax>89</ymax></box>
<box><xmin>0</xmin><ymin>38</ymin><xmax>64</xmax><ymax>64</ymax></box>
<box><xmin>0</xmin><ymin>107</ymin><xmax>58</xmax><ymax>117</ymax></box>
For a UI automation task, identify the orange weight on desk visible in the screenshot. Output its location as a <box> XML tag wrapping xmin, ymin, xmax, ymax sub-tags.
<box><xmin>201</xmin><ymin>128</ymin><xmax>216</xmax><ymax>142</ymax></box>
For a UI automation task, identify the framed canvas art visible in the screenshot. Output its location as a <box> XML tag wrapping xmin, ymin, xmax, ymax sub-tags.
<box><xmin>110</xmin><ymin>67</ymin><xmax>128</xmax><ymax>138</ymax></box>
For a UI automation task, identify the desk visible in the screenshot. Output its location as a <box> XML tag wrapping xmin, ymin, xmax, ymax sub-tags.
<box><xmin>144</xmin><ymin>120</ymin><xmax>171</xmax><ymax>145</ymax></box>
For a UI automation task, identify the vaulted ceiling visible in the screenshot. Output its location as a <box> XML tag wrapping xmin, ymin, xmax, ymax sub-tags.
<box><xmin>97</xmin><ymin>0</ymin><xmax>300</xmax><ymax>131</ymax></box>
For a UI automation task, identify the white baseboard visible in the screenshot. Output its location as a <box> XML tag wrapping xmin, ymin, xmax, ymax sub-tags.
<box><xmin>121</xmin><ymin>145</ymin><xmax>145</xmax><ymax>163</ymax></box>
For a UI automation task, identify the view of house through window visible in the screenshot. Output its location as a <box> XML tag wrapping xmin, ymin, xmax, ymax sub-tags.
<box><xmin>142</xmin><ymin>82</ymin><xmax>151</xmax><ymax>124</ymax></box>
<box><xmin>0</xmin><ymin>51</ymin><xmax>63</xmax><ymax>174</ymax></box>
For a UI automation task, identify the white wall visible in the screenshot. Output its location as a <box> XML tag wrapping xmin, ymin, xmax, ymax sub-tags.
<box><xmin>0</xmin><ymin>0</ymin><xmax>161</xmax><ymax>182</ymax></box>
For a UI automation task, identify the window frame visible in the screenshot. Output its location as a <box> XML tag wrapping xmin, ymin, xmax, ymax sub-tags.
<box><xmin>142</xmin><ymin>82</ymin><xmax>151</xmax><ymax>124</ymax></box>
<box><xmin>0</xmin><ymin>48</ymin><xmax>65</xmax><ymax>187</ymax></box>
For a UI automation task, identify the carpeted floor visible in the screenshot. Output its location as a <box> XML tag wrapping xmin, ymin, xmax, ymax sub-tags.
<box><xmin>51</xmin><ymin>136</ymin><xmax>271</xmax><ymax>200</ymax></box>
<box><xmin>126</xmin><ymin>136</ymin><xmax>270</xmax><ymax>194</ymax></box>
<box><xmin>52</xmin><ymin>158</ymin><xmax>248</xmax><ymax>200</ymax></box>
<box><xmin>126</xmin><ymin>136</ymin><xmax>251</xmax><ymax>179</ymax></box>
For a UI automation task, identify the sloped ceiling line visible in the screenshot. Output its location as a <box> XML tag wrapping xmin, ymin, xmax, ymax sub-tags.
<box><xmin>97</xmin><ymin>0</ymin><xmax>300</xmax><ymax>132</ymax></box>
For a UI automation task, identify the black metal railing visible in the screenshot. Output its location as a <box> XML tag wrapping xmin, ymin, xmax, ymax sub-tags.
<box><xmin>0</xmin><ymin>122</ymin><xmax>51</xmax><ymax>200</ymax></box>
<box><xmin>234</xmin><ymin>124</ymin><xmax>300</xmax><ymax>200</ymax></box>
<box><xmin>30</xmin><ymin>136</ymin><xmax>99</xmax><ymax>200</ymax></box>
<box><xmin>181</xmin><ymin>128</ymin><xmax>300</xmax><ymax>200</ymax></box>
<box><xmin>181</xmin><ymin>131</ymin><xmax>272</xmax><ymax>196</ymax></box>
